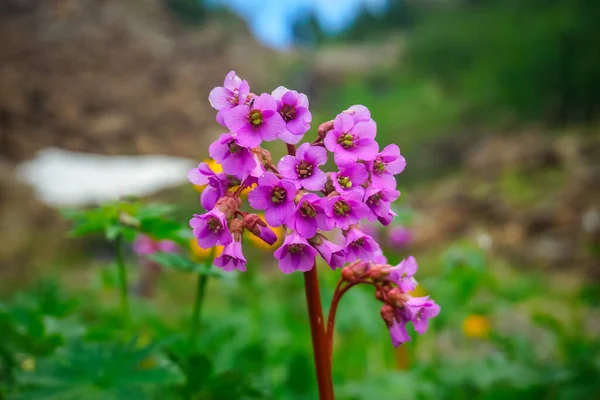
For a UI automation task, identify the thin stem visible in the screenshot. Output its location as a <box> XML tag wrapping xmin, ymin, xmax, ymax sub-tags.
<box><xmin>114</xmin><ymin>233</ymin><xmax>131</xmax><ymax>326</ymax></box>
<box><xmin>326</xmin><ymin>279</ymin><xmax>382</xmax><ymax>370</ymax></box>
<box><xmin>303</xmin><ymin>266</ymin><xmax>334</xmax><ymax>400</ymax></box>
<box><xmin>188</xmin><ymin>247</ymin><xmax>216</xmax><ymax>347</ymax></box>
<box><xmin>288</xmin><ymin>141</ymin><xmax>333</xmax><ymax>399</ymax></box>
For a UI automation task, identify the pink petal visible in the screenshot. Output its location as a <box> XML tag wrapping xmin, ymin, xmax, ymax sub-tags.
<box><xmin>224</xmin><ymin>105</ymin><xmax>250</xmax><ymax>133</ymax></box>
<box><xmin>253</xmin><ymin>93</ymin><xmax>277</xmax><ymax>111</ymax></box>
<box><xmin>334</xmin><ymin>113</ymin><xmax>354</xmax><ymax>133</ymax></box>
<box><xmin>323</xmin><ymin>131</ymin><xmax>339</xmax><ymax>152</ymax></box>
<box><xmin>352</xmin><ymin>120</ymin><xmax>377</xmax><ymax>139</ymax></box>
<box><xmin>304</xmin><ymin>145</ymin><xmax>327</xmax><ymax>165</ymax></box>
<box><xmin>208</xmin><ymin>87</ymin><xmax>231</xmax><ymax>110</ymax></box>
<box><xmin>247</xmin><ymin>186</ymin><xmax>272</xmax><ymax>210</ymax></box>
<box><xmin>300</xmin><ymin>169</ymin><xmax>327</xmax><ymax>191</ymax></box>
<box><xmin>295</xmin><ymin>215</ymin><xmax>317</xmax><ymax>239</ymax></box>
<box><xmin>271</xmin><ymin>85</ymin><xmax>288</xmax><ymax>101</ymax></box>
<box><xmin>278</xmin><ymin>129</ymin><xmax>303</xmax><ymax>144</ymax></box>
<box><xmin>277</xmin><ymin>156</ymin><xmax>298</xmax><ymax>180</ymax></box>
<box><xmin>187</xmin><ymin>166</ymin><xmax>208</xmax><ymax>185</ymax></box>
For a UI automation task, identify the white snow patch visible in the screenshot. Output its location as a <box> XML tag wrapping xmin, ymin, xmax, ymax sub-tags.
<box><xmin>17</xmin><ymin>148</ymin><xmax>197</xmax><ymax>207</ymax></box>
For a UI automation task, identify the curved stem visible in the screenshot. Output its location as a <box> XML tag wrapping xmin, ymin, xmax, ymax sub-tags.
<box><xmin>114</xmin><ymin>233</ymin><xmax>131</xmax><ymax>326</ymax></box>
<box><xmin>189</xmin><ymin>247</ymin><xmax>216</xmax><ymax>348</ymax></box>
<box><xmin>326</xmin><ymin>279</ymin><xmax>383</xmax><ymax>371</ymax></box>
<box><xmin>303</xmin><ymin>266</ymin><xmax>334</xmax><ymax>400</ymax></box>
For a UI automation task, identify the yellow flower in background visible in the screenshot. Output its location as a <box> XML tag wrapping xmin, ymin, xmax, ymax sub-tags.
<box><xmin>189</xmin><ymin>238</ymin><xmax>223</xmax><ymax>260</ymax></box>
<box><xmin>21</xmin><ymin>357</ymin><xmax>35</xmax><ymax>371</ymax></box>
<box><xmin>193</xmin><ymin>159</ymin><xmax>223</xmax><ymax>192</ymax></box>
<box><xmin>230</xmin><ymin>182</ymin><xmax>256</xmax><ymax>199</ymax></box>
<box><xmin>245</xmin><ymin>213</ymin><xmax>283</xmax><ymax>250</ymax></box>
<box><xmin>462</xmin><ymin>314</ymin><xmax>491</xmax><ymax>338</ymax></box>
<box><xmin>410</xmin><ymin>285</ymin><xmax>427</xmax><ymax>297</ymax></box>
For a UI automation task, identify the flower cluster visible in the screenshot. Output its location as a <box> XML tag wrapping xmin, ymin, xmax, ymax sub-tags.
<box><xmin>190</xmin><ymin>71</ymin><xmax>438</xmax><ymax>345</ymax></box>
<box><xmin>342</xmin><ymin>255</ymin><xmax>440</xmax><ymax>346</ymax></box>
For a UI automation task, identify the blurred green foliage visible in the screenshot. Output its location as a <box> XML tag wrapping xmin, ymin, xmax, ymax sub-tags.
<box><xmin>1</xmin><ymin>201</ymin><xmax>598</xmax><ymax>399</ymax></box>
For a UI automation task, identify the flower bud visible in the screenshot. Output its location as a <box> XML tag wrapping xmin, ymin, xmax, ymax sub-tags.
<box><xmin>341</xmin><ymin>266</ymin><xmax>356</xmax><ymax>282</ymax></box>
<box><xmin>229</xmin><ymin>219</ymin><xmax>244</xmax><ymax>241</ymax></box>
<box><xmin>387</xmin><ymin>288</ymin><xmax>410</xmax><ymax>308</ymax></box>
<box><xmin>260</xmin><ymin>148</ymin><xmax>272</xmax><ymax>166</ymax></box>
<box><xmin>317</xmin><ymin>120</ymin><xmax>334</xmax><ymax>139</ymax></box>
<box><xmin>215</xmin><ymin>196</ymin><xmax>239</xmax><ymax>219</ymax></box>
<box><xmin>368</xmin><ymin>263</ymin><xmax>389</xmax><ymax>281</ymax></box>
<box><xmin>380</xmin><ymin>304</ymin><xmax>395</xmax><ymax>327</ymax></box>
<box><xmin>243</xmin><ymin>213</ymin><xmax>277</xmax><ymax>246</ymax></box>
<box><xmin>294</xmin><ymin>190</ymin><xmax>307</xmax><ymax>204</ymax></box>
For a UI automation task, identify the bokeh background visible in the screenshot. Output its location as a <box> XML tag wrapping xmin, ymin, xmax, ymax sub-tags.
<box><xmin>1</xmin><ymin>0</ymin><xmax>599</xmax><ymax>399</ymax></box>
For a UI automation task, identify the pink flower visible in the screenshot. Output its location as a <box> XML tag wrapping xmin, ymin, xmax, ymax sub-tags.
<box><xmin>255</xmin><ymin>224</ymin><xmax>278</xmax><ymax>245</ymax></box>
<box><xmin>369</xmin><ymin>144</ymin><xmax>406</xmax><ymax>189</ymax></box>
<box><xmin>190</xmin><ymin>209</ymin><xmax>233</xmax><ymax>249</ymax></box>
<box><xmin>404</xmin><ymin>296</ymin><xmax>441</xmax><ymax>335</ymax></box>
<box><xmin>278</xmin><ymin>142</ymin><xmax>328</xmax><ymax>191</ymax></box>
<box><xmin>224</xmin><ymin>93</ymin><xmax>286</xmax><ymax>148</ymax></box>
<box><xmin>364</xmin><ymin>187</ymin><xmax>400</xmax><ymax>222</ymax></box>
<box><xmin>344</xmin><ymin>104</ymin><xmax>372</xmax><ymax>123</ymax></box>
<box><xmin>388</xmin><ymin>314</ymin><xmax>411</xmax><ymax>347</ymax></box>
<box><xmin>387</xmin><ymin>256</ymin><xmax>418</xmax><ymax>293</ymax></box>
<box><xmin>331</xmin><ymin>163</ymin><xmax>369</xmax><ymax>197</ymax></box>
<box><xmin>377</xmin><ymin>209</ymin><xmax>397</xmax><ymax>226</ymax></box>
<box><xmin>289</xmin><ymin>193</ymin><xmax>330</xmax><ymax>239</ymax></box>
<box><xmin>313</xmin><ymin>237</ymin><xmax>346</xmax><ymax>269</ymax></box>
<box><xmin>324</xmin><ymin>111</ymin><xmax>378</xmax><ymax>166</ymax></box>
<box><xmin>208</xmin><ymin>133</ymin><xmax>257</xmax><ymax>179</ymax></box>
<box><xmin>322</xmin><ymin>192</ymin><xmax>369</xmax><ymax>230</ymax></box>
<box><xmin>247</xmin><ymin>172</ymin><xmax>296</xmax><ymax>227</ymax></box>
<box><xmin>214</xmin><ymin>241</ymin><xmax>247</xmax><ymax>272</ymax></box>
<box><xmin>209</xmin><ymin>71</ymin><xmax>250</xmax><ymax>125</ymax></box>
<box><xmin>372</xmin><ymin>249</ymin><xmax>387</xmax><ymax>264</ymax></box>
<box><xmin>133</xmin><ymin>235</ymin><xmax>178</xmax><ymax>256</ymax></box>
<box><xmin>274</xmin><ymin>231</ymin><xmax>318</xmax><ymax>274</ymax></box>
<box><xmin>272</xmin><ymin>86</ymin><xmax>312</xmax><ymax>144</ymax></box>
<box><xmin>343</xmin><ymin>226</ymin><xmax>380</xmax><ymax>262</ymax></box>
<box><xmin>187</xmin><ymin>162</ymin><xmax>229</xmax><ymax>211</ymax></box>
<box><xmin>388</xmin><ymin>226</ymin><xmax>412</xmax><ymax>248</ymax></box>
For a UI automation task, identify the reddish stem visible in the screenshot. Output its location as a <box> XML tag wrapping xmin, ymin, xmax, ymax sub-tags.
<box><xmin>304</xmin><ymin>266</ymin><xmax>335</xmax><ymax>400</ymax></box>
<box><xmin>287</xmin><ymin>141</ymin><xmax>334</xmax><ymax>399</ymax></box>
<box><xmin>326</xmin><ymin>279</ymin><xmax>383</xmax><ymax>367</ymax></box>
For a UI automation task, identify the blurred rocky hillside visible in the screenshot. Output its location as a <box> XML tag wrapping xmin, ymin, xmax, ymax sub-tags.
<box><xmin>0</xmin><ymin>0</ymin><xmax>274</xmax><ymax>162</ymax></box>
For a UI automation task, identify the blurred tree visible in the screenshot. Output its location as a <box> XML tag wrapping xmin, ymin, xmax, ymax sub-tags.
<box><xmin>164</xmin><ymin>0</ymin><xmax>207</xmax><ymax>25</ymax></box>
<box><xmin>407</xmin><ymin>0</ymin><xmax>600</xmax><ymax>125</ymax></box>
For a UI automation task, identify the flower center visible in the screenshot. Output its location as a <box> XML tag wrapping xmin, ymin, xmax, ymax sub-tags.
<box><xmin>367</xmin><ymin>193</ymin><xmax>383</xmax><ymax>205</ymax></box>
<box><xmin>351</xmin><ymin>238</ymin><xmax>364</xmax><ymax>247</ymax></box>
<box><xmin>207</xmin><ymin>217</ymin><xmax>223</xmax><ymax>233</ymax></box>
<box><xmin>337</xmin><ymin>175</ymin><xmax>352</xmax><ymax>188</ymax></box>
<box><xmin>299</xmin><ymin>201</ymin><xmax>316</xmax><ymax>218</ymax></box>
<box><xmin>228</xmin><ymin>90</ymin><xmax>239</xmax><ymax>105</ymax></box>
<box><xmin>337</xmin><ymin>133</ymin><xmax>354</xmax><ymax>149</ymax></box>
<box><xmin>280</xmin><ymin>104</ymin><xmax>297</xmax><ymax>122</ymax></box>
<box><xmin>288</xmin><ymin>244</ymin><xmax>305</xmax><ymax>253</ymax></box>
<box><xmin>270</xmin><ymin>186</ymin><xmax>287</xmax><ymax>204</ymax></box>
<box><xmin>374</xmin><ymin>159</ymin><xmax>385</xmax><ymax>174</ymax></box>
<box><xmin>333</xmin><ymin>199</ymin><xmax>350</xmax><ymax>216</ymax></box>
<box><xmin>296</xmin><ymin>161</ymin><xmax>313</xmax><ymax>178</ymax></box>
<box><xmin>249</xmin><ymin>110</ymin><xmax>264</xmax><ymax>127</ymax></box>
<box><xmin>228</xmin><ymin>141</ymin><xmax>242</xmax><ymax>154</ymax></box>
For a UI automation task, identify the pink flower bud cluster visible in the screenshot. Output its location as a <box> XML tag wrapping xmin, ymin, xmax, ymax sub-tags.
<box><xmin>343</xmin><ymin>255</ymin><xmax>440</xmax><ymax>346</ymax></box>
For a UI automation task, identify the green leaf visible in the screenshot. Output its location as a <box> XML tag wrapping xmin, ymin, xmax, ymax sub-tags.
<box><xmin>12</xmin><ymin>339</ymin><xmax>184</xmax><ymax>400</ymax></box>
<box><xmin>149</xmin><ymin>253</ymin><xmax>222</xmax><ymax>277</ymax></box>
